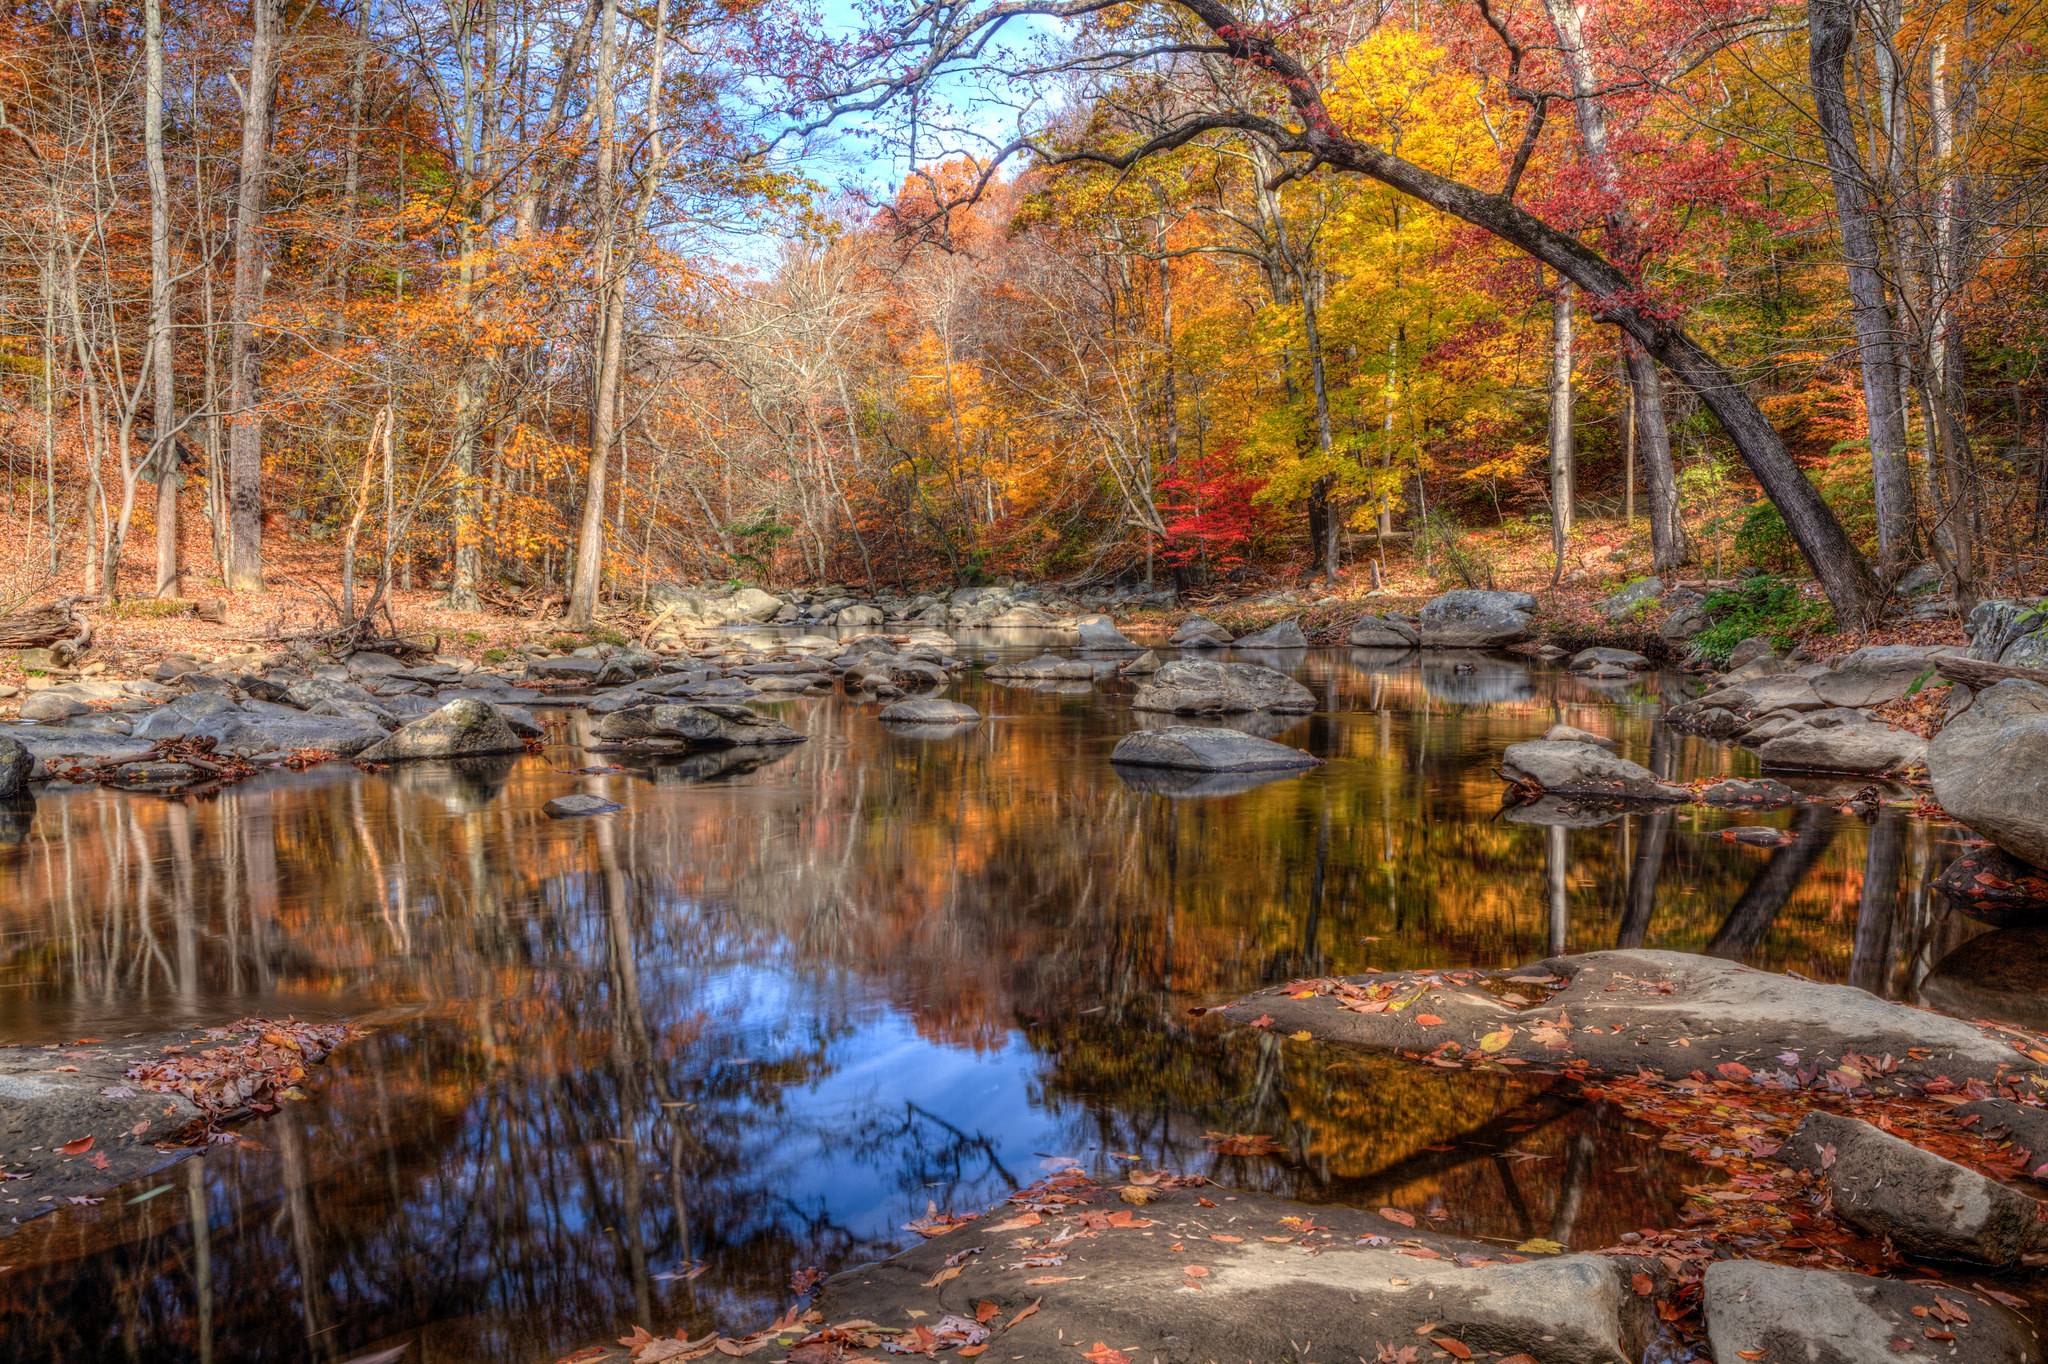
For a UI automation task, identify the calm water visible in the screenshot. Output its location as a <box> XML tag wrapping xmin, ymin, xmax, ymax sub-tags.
<box><xmin>0</xmin><ymin>644</ymin><xmax>1996</xmax><ymax>1362</ymax></box>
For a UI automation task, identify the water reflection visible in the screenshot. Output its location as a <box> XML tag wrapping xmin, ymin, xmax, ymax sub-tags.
<box><xmin>0</xmin><ymin>651</ymin><xmax>1997</xmax><ymax>1361</ymax></box>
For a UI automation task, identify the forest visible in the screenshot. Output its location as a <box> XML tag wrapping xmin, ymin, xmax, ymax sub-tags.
<box><xmin>1</xmin><ymin>0</ymin><xmax>2044</xmax><ymax>631</ymax></box>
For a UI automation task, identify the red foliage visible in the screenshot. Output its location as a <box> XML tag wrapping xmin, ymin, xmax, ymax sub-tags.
<box><xmin>1156</xmin><ymin>443</ymin><xmax>1265</xmax><ymax>575</ymax></box>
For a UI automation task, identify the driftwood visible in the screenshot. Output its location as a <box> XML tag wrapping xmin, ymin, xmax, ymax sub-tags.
<box><xmin>1936</xmin><ymin>655</ymin><xmax>2048</xmax><ymax>691</ymax></box>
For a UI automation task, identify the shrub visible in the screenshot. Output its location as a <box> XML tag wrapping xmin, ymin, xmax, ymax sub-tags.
<box><xmin>1690</xmin><ymin>575</ymin><xmax>1834</xmax><ymax>667</ymax></box>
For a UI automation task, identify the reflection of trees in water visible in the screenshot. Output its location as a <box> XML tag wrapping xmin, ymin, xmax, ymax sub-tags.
<box><xmin>0</xmin><ymin>657</ymin><xmax>1997</xmax><ymax>1362</ymax></box>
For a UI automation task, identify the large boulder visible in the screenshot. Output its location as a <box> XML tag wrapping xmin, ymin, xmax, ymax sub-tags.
<box><xmin>1500</xmin><ymin>740</ymin><xmax>1691</xmax><ymax>802</ymax></box>
<box><xmin>1110</xmin><ymin>726</ymin><xmax>1319</xmax><ymax>773</ymax></box>
<box><xmin>1598</xmin><ymin>576</ymin><xmax>1663</xmax><ymax>621</ymax></box>
<box><xmin>1933</xmin><ymin>846</ymin><xmax>2048</xmax><ymax>925</ymax></box>
<box><xmin>1703</xmin><ymin>1261</ymin><xmax>2039</xmax><ymax>1364</ymax></box>
<box><xmin>1131</xmin><ymin>659</ymin><xmax>1314</xmax><ymax>715</ymax></box>
<box><xmin>1756</xmin><ymin>707</ymin><xmax>1927</xmax><ymax>774</ymax></box>
<box><xmin>0</xmin><ymin>736</ymin><xmax>29</xmax><ymax>798</ymax></box>
<box><xmin>1168</xmin><ymin>615</ymin><xmax>1232</xmax><ymax>648</ymax></box>
<box><xmin>1419</xmin><ymin>589</ymin><xmax>1537</xmax><ymax>647</ymax></box>
<box><xmin>1969</xmin><ymin>599</ymin><xmax>2048</xmax><ymax>669</ymax></box>
<box><xmin>1234</xmin><ymin>618</ymin><xmax>1308</xmax><ymax>649</ymax></box>
<box><xmin>1777</xmin><ymin>1111</ymin><xmax>2048</xmax><ymax>1267</ymax></box>
<box><xmin>595</xmin><ymin>702</ymin><xmax>803</xmax><ymax>748</ymax></box>
<box><xmin>1813</xmin><ymin>644</ymin><xmax>1952</xmax><ymax>708</ymax></box>
<box><xmin>359</xmin><ymin>699</ymin><xmax>526</xmax><ymax>762</ymax></box>
<box><xmin>1073</xmin><ymin>615</ymin><xmax>1141</xmax><ymax>651</ymax></box>
<box><xmin>1929</xmin><ymin>680</ymin><xmax>2048</xmax><ymax>868</ymax></box>
<box><xmin>834</xmin><ymin>603</ymin><xmax>885</xmax><ymax>628</ymax></box>
<box><xmin>1347</xmin><ymin>614</ymin><xmax>1418</xmax><ymax>648</ymax></box>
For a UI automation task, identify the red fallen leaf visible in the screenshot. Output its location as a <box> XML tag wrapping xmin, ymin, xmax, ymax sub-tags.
<box><xmin>1716</xmin><ymin>1062</ymin><xmax>1753</xmax><ymax>1082</ymax></box>
<box><xmin>1183</xmin><ymin>1265</ymin><xmax>1210</xmax><ymax>1278</ymax></box>
<box><xmin>90</xmin><ymin>1152</ymin><xmax>109</xmax><ymax>1171</ymax></box>
<box><xmin>1630</xmin><ymin>1273</ymin><xmax>1654</xmax><ymax>1296</ymax></box>
<box><xmin>1081</xmin><ymin>1344</ymin><xmax>1130</xmax><ymax>1364</ymax></box>
<box><xmin>1499</xmin><ymin>1357</ymin><xmax>1539</xmax><ymax>1364</ymax></box>
<box><xmin>1925</xmin><ymin>1327</ymin><xmax>1956</xmax><ymax>1341</ymax></box>
<box><xmin>1430</xmin><ymin>1337</ymin><xmax>1473</xmax><ymax>1360</ymax></box>
<box><xmin>1006</xmin><ymin>1299</ymin><xmax>1041</xmax><ymax>1330</ymax></box>
<box><xmin>58</xmin><ymin>1136</ymin><xmax>93</xmax><ymax>1156</ymax></box>
<box><xmin>1248</xmin><ymin>1015</ymin><xmax>1273</xmax><ymax>1028</ymax></box>
<box><xmin>1378</xmin><ymin>1206</ymin><xmax>1416</xmax><ymax>1228</ymax></box>
<box><xmin>1415</xmin><ymin>1014</ymin><xmax>1444</xmax><ymax>1027</ymax></box>
<box><xmin>974</xmin><ymin>1300</ymin><xmax>1000</xmax><ymax>1324</ymax></box>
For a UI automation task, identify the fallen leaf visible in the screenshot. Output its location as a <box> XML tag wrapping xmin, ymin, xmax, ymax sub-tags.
<box><xmin>1378</xmin><ymin>1207</ymin><xmax>1416</xmax><ymax>1228</ymax></box>
<box><xmin>58</xmin><ymin>1136</ymin><xmax>93</xmax><ymax>1156</ymax></box>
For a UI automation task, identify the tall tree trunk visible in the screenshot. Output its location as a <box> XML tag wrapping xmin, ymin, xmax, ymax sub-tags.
<box><xmin>1810</xmin><ymin>0</ymin><xmax>1916</xmax><ymax>576</ymax></box>
<box><xmin>1548</xmin><ymin>279</ymin><xmax>1575</xmax><ymax>581</ymax></box>
<box><xmin>1918</xmin><ymin>32</ymin><xmax>1978</xmax><ymax>603</ymax></box>
<box><xmin>567</xmin><ymin>0</ymin><xmax>624</xmax><ymax>628</ymax></box>
<box><xmin>1540</xmin><ymin>0</ymin><xmax>1688</xmax><ymax>571</ymax></box>
<box><xmin>146</xmin><ymin>0</ymin><xmax>180</xmax><ymax>597</ymax></box>
<box><xmin>225</xmin><ymin>0</ymin><xmax>280</xmax><ymax>593</ymax></box>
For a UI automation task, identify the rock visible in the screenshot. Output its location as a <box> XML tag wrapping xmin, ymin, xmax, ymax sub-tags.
<box><xmin>725</xmin><ymin>586</ymin><xmax>784</xmax><ymax>623</ymax></box>
<box><xmin>1960</xmin><ymin>1098</ymin><xmax>2048</xmax><ymax>1176</ymax></box>
<box><xmin>1725</xmin><ymin>636</ymin><xmax>1777</xmax><ymax>670</ymax></box>
<box><xmin>1543</xmin><ymin>723</ymin><xmax>1616</xmax><ymax>750</ymax></box>
<box><xmin>985</xmin><ymin>604</ymin><xmax>1055</xmax><ymax>629</ymax></box>
<box><xmin>1419</xmin><ymin>589</ymin><xmax>1538</xmax><ymax>647</ymax></box>
<box><xmin>1168</xmin><ymin>615</ymin><xmax>1232</xmax><ymax>648</ymax></box>
<box><xmin>359</xmin><ymin>698</ymin><xmax>526</xmax><ymax>762</ymax></box>
<box><xmin>0</xmin><ymin>724</ymin><xmax>156</xmax><ymax>776</ymax></box>
<box><xmin>527</xmin><ymin>654</ymin><xmax>633</xmax><ymax>686</ymax></box>
<box><xmin>1929</xmin><ymin>680</ymin><xmax>2048</xmax><ymax>869</ymax></box>
<box><xmin>878</xmin><ymin>697</ymin><xmax>980</xmax><ymax>725</ymax></box>
<box><xmin>984</xmin><ymin>653</ymin><xmax>1100</xmax><ymax>682</ymax></box>
<box><xmin>1500</xmin><ymin>740</ymin><xmax>1691</xmax><ymax>802</ymax></box>
<box><xmin>0</xmin><ymin>736</ymin><xmax>29</xmax><ymax>798</ymax></box>
<box><xmin>1703</xmin><ymin>1260</ymin><xmax>2039</xmax><ymax>1364</ymax></box>
<box><xmin>1813</xmin><ymin>644</ymin><xmax>1952</xmax><ymax>708</ymax></box>
<box><xmin>1919</xmin><ymin>928</ymin><xmax>2048</xmax><ymax>1032</ymax></box>
<box><xmin>1599</xmin><ymin>577</ymin><xmax>1664</xmax><ymax>621</ymax></box>
<box><xmin>18</xmin><ymin>691</ymin><xmax>85</xmax><ymax>722</ymax></box>
<box><xmin>1568</xmin><ymin>646</ymin><xmax>1651</xmax><ymax>672</ymax></box>
<box><xmin>1698</xmin><ymin>777</ymin><xmax>1804</xmax><ymax>808</ymax></box>
<box><xmin>192</xmin><ymin>596</ymin><xmax>228</xmax><ymax>624</ymax></box>
<box><xmin>807</xmin><ymin>1175</ymin><xmax>1659</xmax><ymax>1364</ymax></box>
<box><xmin>1899</xmin><ymin>562</ymin><xmax>1946</xmax><ymax>597</ymax></box>
<box><xmin>1757</xmin><ymin>708</ymin><xmax>1927</xmax><ymax>774</ymax></box>
<box><xmin>1969</xmin><ymin>599</ymin><xmax>2048</xmax><ymax>668</ymax></box>
<box><xmin>1072</xmin><ymin>615</ymin><xmax>1140</xmax><ymax>651</ymax></box>
<box><xmin>1222</xmin><ymin>949</ymin><xmax>2048</xmax><ymax>1091</ymax></box>
<box><xmin>1934</xmin><ymin>847</ymin><xmax>2048</xmax><ymax>925</ymax></box>
<box><xmin>1130</xmin><ymin>659</ymin><xmax>1315</xmax><ymax>715</ymax></box>
<box><xmin>1118</xmin><ymin>649</ymin><xmax>1161</xmax><ymax>677</ymax></box>
<box><xmin>104</xmin><ymin>760</ymin><xmax>212</xmax><ymax>793</ymax></box>
<box><xmin>1110</xmin><ymin>726</ymin><xmax>1320</xmax><ymax>773</ymax></box>
<box><xmin>1347</xmin><ymin>614</ymin><xmax>1418</xmax><ymax>648</ymax></box>
<box><xmin>1777</xmin><ymin>1111</ymin><xmax>2048</xmax><ymax>1266</ymax></box>
<box><xmin>834</xmin><ymin>603</ymin><xmax>884</xmax><ymax>628</ymax></box>
<box><xmin>595</xmin><ymin>702</ymin><xmax>804</xmax><ymax>748</ymax></box>
<box><xmin>1233</xmin><ymin>618</ymin><xmax>1308</xmax><ymax>649</ymax></box>
<box><xmin>544</xmin><ymin>793</ymin><xmax>622</xmax><ymax>818</ymax></box>
<box><xmin>1661</xmin><ymin>601</ymin><xmax>1710</xmax><ymax>642</ymax></box>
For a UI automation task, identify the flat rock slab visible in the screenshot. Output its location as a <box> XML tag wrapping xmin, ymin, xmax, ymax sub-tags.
<box><xmin>1501</xmin><ymin>740</ymin><xmax>1692</xmax><ymax>803</ymax></box>
<box><xmin>544</xmin><ymin>793</ymin><xmax>622</xmax><ymax>818</ymax></box>
<box><xmin>1778</xmin><ymin>1111</ymin><xmax>2048</xmax><ymax>1266</ymax></box>
<box><xmin>1110</xmin><ymin>726</ymin><xmax>1320</xmax><ymax>773</ymax></box>
<box><xmin>1</xmin><ymin>1020</ymin><xmax>354</xmax><ymax>1230</ymax></box>
<box><xmin>1703</xmin><ymin>1260</ymin><xmax>2040</xmax><ymax>1364</ymax></box>
<box><xmin>1219</xmin><ymin>949</ymin><xmax>2048</xmax><ymax>1095</ymax></box>
<box><xmin>802</xmin><ymin>1174</ymin><xmax>1658</xmax><ymax>1364</ymax></box>
<box><xmin>1131</xmin><ymin>660</ymin><xmax>1315</xmax><ymax>715</ymax></box>
<box><xmin>878</xmin><ymin>697</ymin><xmax>980</xmax><ymax>725</ymax></box>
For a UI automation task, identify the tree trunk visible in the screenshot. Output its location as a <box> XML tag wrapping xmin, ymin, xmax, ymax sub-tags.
<box><xmin>1810</xmin><ymin>0</ymin><xmax>1916</xmax><ymax>575</ymax></box>
<box><xmin>146</xmin><ymin>0</ymin><xmax>180</xmax><ymax>598</ymax></box>
<box><xmin>225</xmin><ymin>0</ymin><xmax>280</xmax><ymax>593</ymax></box>
<box><xmin>567</xmin><ymin>0</ymin><xmax>624</xmax><ymax>628</ymax></box>
<box><xmin>1548</xmin><ymin>279</ymin><xmax>1574</xmax><ymax>580</ymax></box>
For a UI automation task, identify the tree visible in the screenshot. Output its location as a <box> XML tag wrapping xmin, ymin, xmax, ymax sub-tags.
<box><xmin>225</xmin><ymin>0</ymin><xmax>281</xmax><ymax>592</ymax></box>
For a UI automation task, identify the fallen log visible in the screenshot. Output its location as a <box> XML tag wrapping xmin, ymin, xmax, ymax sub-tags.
<box><xmin>1936</xmin><ymin>655</ymin><xmax>2048</xmax><ymax>691</ymax></box>
<box><xmin>0</xmin><ymin>599</ymin><xmax>80</xmax><ymax>650</ymax></box>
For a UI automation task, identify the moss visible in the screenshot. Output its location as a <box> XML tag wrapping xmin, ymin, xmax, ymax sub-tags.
<box><xmin>1690</xmin><ymin>576</ymin><xmax>1834</xmax><ymax>667</ymax></box>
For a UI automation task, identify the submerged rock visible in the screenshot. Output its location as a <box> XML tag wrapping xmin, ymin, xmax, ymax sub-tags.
<box><xmin>1918</xmin><ymin>928</ymin><xmax>2048</xmax><ymax>1033</ymax></box>
<box><xmin>1778</xmin><ymin>1111</ymin><xmax>2048</xmax><ymax>1266</ymax></box>
<box><xmin>1702</xmin><ymin>1261</ymin><xmax>2039</xmax><ymax>1364</ymax></box>
<box><xmin>596</xmin><ymin>702</ymin><xmax>804</xmax><ymax>749</ymax></box>
<box><xmin>359</xmin><ymin>699</ymin><xmax>526</xmax><ymax>763</ymax></box>
<box><xmin>1929</xmin><ymin>680</ymin><xmax>2048</xmax><ymax>870</ymax></box>
<box><xmin>1419</xmin><ymin>589</ymin><xmax>1538</xmax><ymax>647</ymax></box>
<box><xmin>1131</xmin><ymin>659</ymin><xmax>1314</xmax><ymax>715</ymax></box>
<box><xmin>1500</xmin><ymin>740</ymin><xmax>1690</xmax><ymax>802</ymax></box>
<box><xmin>543</xmin><ymin>793</ymin><xmax>621</xmax><ymax>818</ymax></box>
<box><xmin>1221</xmin><ymin>949</ymin><xmax>2048</xmax><ymax>1091</ymax></box>
<box><xmin>0</xmin><ymin>736</ymin><xmax>30</xmax><ymax>798</ymax></box>
<box><xmin>984</xmin><ymin>653</ymin><xmax>1100</xmax><ymax>683</ymax></box>
<box><xmin>1568</xmin><ymin>646</ymin><xmax>1651</xmax><ymax>673</ymax></box>
<box><xmin>1073</xmin><ymin>616</ymin><xmax>1141</xmax><ymax>651</ymax></box>
<box><xmin>1110</xmin><ymin>725</ymin><xmax>1319</xmax><ymax>773</ymax></box>
<box><xmin>1698</xmin><ymin>777</ymin><xmax>1804</xmax><ymax>808</ymax></box>
<box><xmin>878</xmin><ymin>697</ymin><xmax>980</xmax><ymax>726</ymax></box>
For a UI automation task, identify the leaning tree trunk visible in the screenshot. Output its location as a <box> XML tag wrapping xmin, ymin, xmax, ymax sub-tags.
<box><xmin>1810</xmin><ymin>0</ymin><xmax>1917</xmax><ymax>576</ymax></box>
<box><xmin>225</xmin><ymin>0</ymin><xmax>280</xmax><ymax>593</ymax></box>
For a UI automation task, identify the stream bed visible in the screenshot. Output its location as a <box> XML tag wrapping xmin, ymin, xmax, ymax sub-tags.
<box><xmin>0</xmin><ymin>644</ymin><xmax>1999</xmax><ymax>1362</ymax></box>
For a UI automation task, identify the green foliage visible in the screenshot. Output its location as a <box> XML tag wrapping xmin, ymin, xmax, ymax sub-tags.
<box><xmin>1690</xmin><ymin>575</ymin><xmax>1834</xmax><ymax>667</ymax></box>
<box><xmin>1730</xmin><ymin>465</ymin><xmax>1879</xmax><ymax>574</ymax></box>
<box><xmin>481</xmin><ymin>647</ymin><xmax>511</xmax><ymax>665</ymax></box>
<box><xmin>1416</xmin><ymin>512</ymin><xmax>1496</xmax><ymax>589</ymax></box>
<box><xmin>104</xmin><ymin>598</ymin><xmax>190</xmax><ymax>619</ymax></box>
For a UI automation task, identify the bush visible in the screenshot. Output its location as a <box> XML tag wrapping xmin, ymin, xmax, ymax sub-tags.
<box><xmin>1731</xmin><ymin>465</ymin><xmax>1878</xmax><ymax>574</ymax></box>
<box><xmin>1690</xmin><ymin>575</ymin><xmax>1834</xmax><ymax>667</ymax></box>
